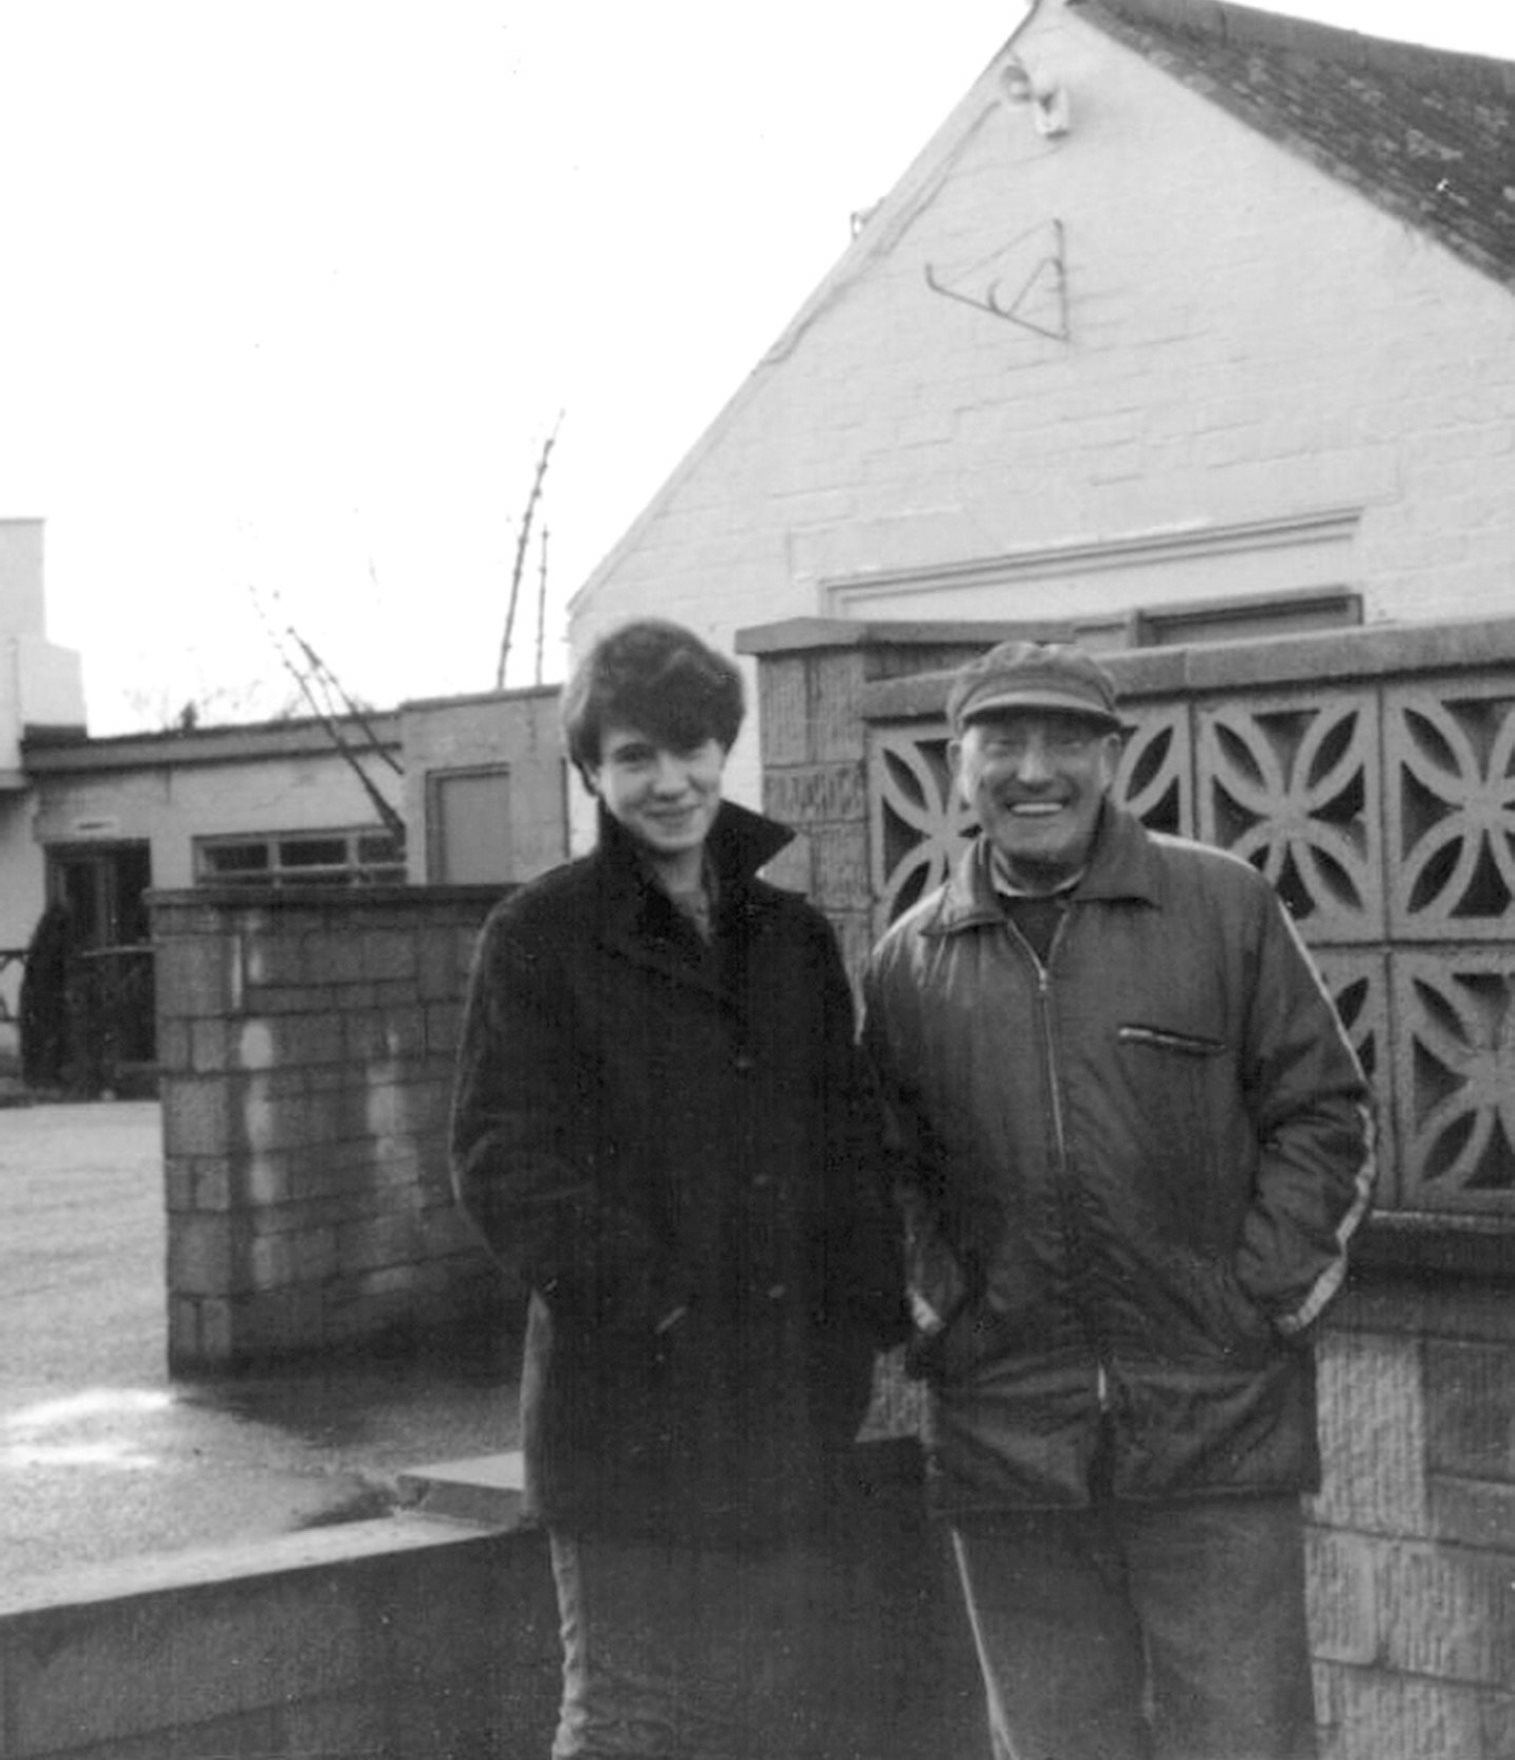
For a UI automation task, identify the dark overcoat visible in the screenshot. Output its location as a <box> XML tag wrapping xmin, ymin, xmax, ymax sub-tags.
<box><xmin>450</xmin><ymin>801</ymin><xmax>904</xmax><ymax>1547</ymax></box>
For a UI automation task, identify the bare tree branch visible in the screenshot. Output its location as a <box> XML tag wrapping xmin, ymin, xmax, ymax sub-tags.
<box><xmin>534</xmin><ymin>524</ymin><xmax>550</xmax><ymax>687</ymax></box>
<box><xmin>286</xmin><ymin>629</ymin><xmax>402</xmax><ymax>775</ymax></box>
<box><xmin>496</xmin><ymin>414</ymin><xmax>563</xmax><ymax>691</ymax></box>
<box><xmin>248</xmin><ymin>585</ymin><xmax>407</xmax><ymax>845</ymax></box>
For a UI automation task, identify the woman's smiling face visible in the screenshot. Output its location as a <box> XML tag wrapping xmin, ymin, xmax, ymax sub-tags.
<box><xmin>589</xmin><ymin>723</ymin><xmax>726</xmax><ymax>878</ymax></box>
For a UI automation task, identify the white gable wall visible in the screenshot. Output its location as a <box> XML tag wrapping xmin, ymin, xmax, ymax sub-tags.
<box><xmin>571</xmin><ymin>0</ymin><xmax>1515</xmax><ymax>823</ymax></box>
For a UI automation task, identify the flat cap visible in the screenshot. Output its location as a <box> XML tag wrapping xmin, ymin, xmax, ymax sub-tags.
<box><xmin>947</xmin><ymin>640</ymin><xmax>1123</xmax><ymax>734</ymax></box>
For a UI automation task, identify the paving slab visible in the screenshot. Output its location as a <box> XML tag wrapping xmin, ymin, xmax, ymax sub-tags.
<box><xmin>0</xmin><ymin>1098</ymin><xmax>521</xmax><ymax>1595</ymax></box>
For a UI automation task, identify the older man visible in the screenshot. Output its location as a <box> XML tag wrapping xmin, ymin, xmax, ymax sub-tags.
<box><xmin>863</xmin><ymin>640</ymin><xmax>1375</xmax><ymax>1760</ymax></box>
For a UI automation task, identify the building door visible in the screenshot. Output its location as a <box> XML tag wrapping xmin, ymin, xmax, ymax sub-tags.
<box><xmin>427</xmin><ymin>766</ymin><xmax>514</xmax><ymax>882</ymax></box>
<box><xmin>43</xmin><ymin>841</ymin><xmax>155</xmax><ymax>1092</ymax></box>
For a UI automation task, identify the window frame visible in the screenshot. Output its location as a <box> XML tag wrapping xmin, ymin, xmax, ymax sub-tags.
<box><xmin>193</xmin><ymin>826</ymin><xmax>407</xmax><ymax>889</ymax></box>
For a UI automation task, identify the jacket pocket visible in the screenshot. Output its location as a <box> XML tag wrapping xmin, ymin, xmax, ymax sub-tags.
<box><xmin>1148</xmin><ymin>1244</ymin><xmax>1278</xmax><ymax>1367</ymax></box>
<box><xmin>1115</xmin><ymin>1023</ymin><xmax>1236</xmax><ymax>1243</ymax></box>
<box><xmin>907</xmin><ymin>1296</ymin><xmax>1006</xmax><ymax>1384</ymax></box>
<box><xmin>1117</xmin><ymin>1023</ymin><xmax>1226</xmax><ymax>1058</ymax></box>
<box><xmin>1207</xmin><ymin>1256</ymin><xmax>1278</xmax><ymax>1350</ymax></box>
<box><xmin>903</xmin><ymin>1223</ymin><xmax>971</xmax><ymax>1336</ymax></box>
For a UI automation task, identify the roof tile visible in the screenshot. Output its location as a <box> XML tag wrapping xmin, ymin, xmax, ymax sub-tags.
<box><xmin>1074</xmin><ymin>0</ymin><xmax>1515</xmax><ymax>286</ymax></box>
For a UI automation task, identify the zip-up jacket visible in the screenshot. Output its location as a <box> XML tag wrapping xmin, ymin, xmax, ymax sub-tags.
<box><xmin>862</xmin><ymin>803</ymin><xmax>1375</xmax><ymax>1514</ymax></box>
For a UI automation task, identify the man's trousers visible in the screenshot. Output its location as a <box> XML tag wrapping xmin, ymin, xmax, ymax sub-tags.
<box><xmin>951</xmin><ymin>1493</ymin><xmax>1318</xmax><ymax>1760</ymax></box>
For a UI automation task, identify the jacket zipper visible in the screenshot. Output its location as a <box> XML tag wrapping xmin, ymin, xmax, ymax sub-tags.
<box><xmin>1015</xmin><ymin>913</ymin><xmax>1113</xmax><ymax>1415</ymax></box>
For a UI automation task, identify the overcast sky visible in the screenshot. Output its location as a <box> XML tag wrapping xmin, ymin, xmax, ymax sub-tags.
<box><xmin>2</xmin><ymin>1</ymin><xmax>1512</xmax><ymax>734</ymax></box>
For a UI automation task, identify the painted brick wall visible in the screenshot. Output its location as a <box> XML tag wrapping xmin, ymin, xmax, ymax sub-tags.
<box><xmin>154</xmin><ymin>885</ymin><xmax>505</xmax><ymax>1371</ymax></box>
<box><xmin>571</xmin><ymin>0</ymin><xmax>1515</xmax><ymax>821</ymax></box>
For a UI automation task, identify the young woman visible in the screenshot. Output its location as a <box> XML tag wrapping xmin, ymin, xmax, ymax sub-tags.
<box><xmin>451</xmin><ymin>618</ymin><xmax>904</xmax><ymax>1759</ymax></box>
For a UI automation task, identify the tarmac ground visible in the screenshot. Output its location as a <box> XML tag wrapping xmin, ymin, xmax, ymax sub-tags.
<box><xmin>0</xmin><ymin>1096</ymin><xmax>522</xmax><ymax>1598</ymax></box>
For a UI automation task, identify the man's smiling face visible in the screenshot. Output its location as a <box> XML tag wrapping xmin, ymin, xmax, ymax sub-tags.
<box><xmin>953</xmin><ymin>710</ymin><xmax>1122</xmax><ymax>892</ymax></box>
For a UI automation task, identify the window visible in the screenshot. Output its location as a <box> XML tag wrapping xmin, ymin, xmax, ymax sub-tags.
<box><xmin>195</xmin><ymin>828</ymin><xmax>406</xmax><ymax>888</ymax></box>
<box><xmin>822</xmin><ymin>509</ymin><xmax>1367</xmax><ymax>646</ymax></box>
<box><xmin>1066</xmin><ymin>587</ymin><xmax>1363</xmax><ymax>652</ymax></box>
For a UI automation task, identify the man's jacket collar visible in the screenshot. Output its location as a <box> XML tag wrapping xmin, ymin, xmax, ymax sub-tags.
<box><xmin>930</xmin><ymin>802</ymin><xmax>1165</xmax><ymax>936</ymax></box>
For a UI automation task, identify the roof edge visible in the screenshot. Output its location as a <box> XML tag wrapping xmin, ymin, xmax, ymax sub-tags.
<box><xmin>1073</xmin><ymin>0</ymin><xmax>1515</xmax><ymax>92</ymax></box>
<box><xmin>567</xmin><ymin>16</ymin><xmax>1034</xmax><ymax>627</ymax></box>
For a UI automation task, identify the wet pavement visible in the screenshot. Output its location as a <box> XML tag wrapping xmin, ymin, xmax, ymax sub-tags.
<box><xmin>0</xmin><ymin>1098</ymin><xmax>521</xmax><ymax>1597</ymax></box>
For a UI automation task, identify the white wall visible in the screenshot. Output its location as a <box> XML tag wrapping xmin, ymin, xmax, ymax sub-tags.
<box><xmin>31</xmin><ymin>747</ymin><xmax>403</xmax><ymax>890</ymax></box>
<box><xmin>0</xmin><ymin>521</ymin><xmax>86</xmax><ymax>773</ymax></box>
<box><xmin>400</xmin><ymin>686</ymin><xmax>568</xmax><ymax>883</ymax></box>
<box><xmin>570</xmin><ymin>0</ymin><xmax>1515</xmax><ymax>818</ymax></box>
<box><xmin>0</xmin><ymin>520</ymin><xmax>85</xmax><ymax>981</ymax></box>
<box><xmin>0</xmin><ymin>520</ymin><xmax>45</xmax><ymax>639</ymax></box>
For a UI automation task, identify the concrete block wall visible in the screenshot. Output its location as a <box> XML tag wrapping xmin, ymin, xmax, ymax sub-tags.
<box><xmin>1310</xmin><ymin>1289</ymin><xmax>1515</xmax><ymax>1760</ymax></box>
<box><xmin>0</xmin><ymin>1443</ymin><xmax>984</xmax><ymax>1759</ymax></box>
<box><xmin>0</xmin><ymin>1516</ymin><xmax>560</xmax><ymax>1760</ymax></box>
<box><xmin>749</xmin><ymin>620</ymin><xmax>1042</xmax><ymax>975</ymax></box>
<box><xmin>154</xmin><ymin>885</ymin><xmax>506</xmax><ymax>1372</ymax></box>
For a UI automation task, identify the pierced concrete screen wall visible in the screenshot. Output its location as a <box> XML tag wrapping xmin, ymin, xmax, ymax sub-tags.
<box><xmin>750</xmin><ymin>617</ymin><xmax>1515</xmax><ymax>1238</ymax></box>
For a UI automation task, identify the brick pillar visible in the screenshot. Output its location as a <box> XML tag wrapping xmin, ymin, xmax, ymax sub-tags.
<box><xmin>153</xmin><ymin>886</ymin><xmax>505</xmax><ymax>1371</ymax></box>
<box><xmin>739</xmin><ymin>617</ymin><xmax>1025</xmax><ymax>971</ymax></box>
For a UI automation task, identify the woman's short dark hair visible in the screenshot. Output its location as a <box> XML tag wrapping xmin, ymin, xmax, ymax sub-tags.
<box><xmin>562</xmin><ymin>619</ymin><xmax>745</xmax><ymax>781</ymax></box>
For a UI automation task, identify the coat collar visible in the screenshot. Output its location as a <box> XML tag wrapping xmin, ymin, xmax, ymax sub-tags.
<box><xmin>930</xmin><ymin>801</ymin><xmax>1164</xmax><ymax>936</ymax></box>
<box><xmin>589</xmin><ymin>799</ymin><xmax>795</xmax><ymax>982</ymax></box>
<box><xmin>592</xmin><ymin>798</ymin><xmax>793</xmax><ymax>899</ymax></box>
